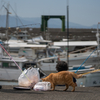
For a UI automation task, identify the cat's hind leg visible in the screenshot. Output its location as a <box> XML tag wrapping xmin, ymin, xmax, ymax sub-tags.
<box><xmin>70</xmin><ymin>82</ymin><xmax>76</xmax><ymax>92</ymax></box>
<box><xmin>63</xmin><ymin>84</ymin><xmax>69</xmax><ymax>91</ymax></box>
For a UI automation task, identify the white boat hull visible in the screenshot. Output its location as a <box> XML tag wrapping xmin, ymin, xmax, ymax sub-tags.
<box><xmin>0</xmin><ymin>68</ymin><xmax>21</xmax><ymax>81</ymax></box>
<box><xmin>77</xmin><ymin>72</ymin><xmax>100</xmax><ymax>87</ymax></box>
<box><xmin>68</xmin><ymin>56</ymin><xmax>100</xmax><ymax>66</ymax></box>
<box><xmin>39</xmin><ymin>55</ymin><xmax>99</xmax><ymax>75</ymax></box>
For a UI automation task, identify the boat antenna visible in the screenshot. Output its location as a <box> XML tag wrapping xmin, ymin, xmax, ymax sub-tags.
<box><xmin>67</xmin><ymin>0</ymin><xmax>69</xmax><ymax>67</ymax></box>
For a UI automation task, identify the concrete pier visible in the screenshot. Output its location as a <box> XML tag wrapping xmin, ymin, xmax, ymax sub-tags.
<box><xmin>0</xmin><ymin>85</ymin><xmax>100</xmax><ymax>100</ymax></box>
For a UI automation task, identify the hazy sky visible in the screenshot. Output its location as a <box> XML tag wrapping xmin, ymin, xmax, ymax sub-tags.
<box><xmin>0</xmin><ymin>0</ymin><xmax>100</xmax><ymax>26</ymax></box>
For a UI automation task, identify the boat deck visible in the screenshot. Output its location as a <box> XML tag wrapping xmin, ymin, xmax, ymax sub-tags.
<box><xmin>0</xmin><ymin>85</ymin><xmax>100</xmax><ymax>100</ymax></box>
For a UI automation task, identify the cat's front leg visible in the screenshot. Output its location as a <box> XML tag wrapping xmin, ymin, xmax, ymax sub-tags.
<box><xmin>51</xmin><ymin>83</ymin><xmax>55</xmax><ymax>90</ymax></box>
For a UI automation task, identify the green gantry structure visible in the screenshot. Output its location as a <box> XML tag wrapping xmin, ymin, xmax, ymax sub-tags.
<box><xmin>41</xmin><ymin>15</ymin><xmax>65</xmax><ymax>32</ymax></box>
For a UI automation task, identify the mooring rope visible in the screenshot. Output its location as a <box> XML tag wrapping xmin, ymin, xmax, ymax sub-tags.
<box><xmin>81</xmin><ymin>69</ymin><xmax>100</xmax><ymax>76</ymax></box>
<box><xmin>74</xmin><ymin>46</ymin><xmax>100</xmax><ymax>76</ymax></box>
<box><xmin>75</xmin><ymin>47</ymin><xmax>97</xmax><ymax>73</ymax></box>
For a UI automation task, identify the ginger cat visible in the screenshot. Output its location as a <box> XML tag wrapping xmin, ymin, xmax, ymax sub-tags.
<box><xmin>41</xmin><ymin>71</ymin><xmax>82</xmax><ymax>92</ymax></box>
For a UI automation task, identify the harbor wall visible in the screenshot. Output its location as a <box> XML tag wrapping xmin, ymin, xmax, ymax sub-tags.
<box><xmin>0</xmin><ymin>28</ymin><xmax>97</xmax><ymax>41</ymax></box>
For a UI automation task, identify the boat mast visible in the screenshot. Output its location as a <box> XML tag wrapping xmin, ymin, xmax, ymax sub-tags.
<box><xmin>67</xmin><ymin>0</ymin><xmax>69</xmax><ymax>67</ymax></box>
<box><xmin>3</xmin><ymin>4</ymin><xmax>10</xmax><ymax>42</ymax></box>
<box><xmin>92</xmin><ymin>22</ymin><xmax>100</xmax><ymax>69</ymax></box>
<box><xmin>97</xmin><ymin>22</ymin><xmax>100</xmax><ymax>53</ymax></box>
<box><xmin>3</xmin><ymin>4</ymin><xmax>11</xmax><ymax>53</ymax></box>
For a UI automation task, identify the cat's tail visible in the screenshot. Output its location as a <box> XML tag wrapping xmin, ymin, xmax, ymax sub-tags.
<box><xmin>70</xmin><ymin>72</ymin><xmax>82</xmax><ymax>79</ymax></box>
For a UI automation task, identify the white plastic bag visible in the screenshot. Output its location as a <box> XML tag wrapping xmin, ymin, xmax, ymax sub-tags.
<box><xmin>18</xmin><ymin>67</ymin><xmax>40</xmax><ymax>87</ymax></box>
<box><xmin>34</xmin><ymin>82</ymin><xmax>51</xmax><ymax>91</ymax></box>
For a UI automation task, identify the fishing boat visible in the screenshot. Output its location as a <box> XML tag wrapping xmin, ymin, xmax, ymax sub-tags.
<box><xmin>37</xmin><ymin>57</ymin><xmax>95</xmax><ymax>75</ymax></box>
<box><xmin>0</xmin><ymin>44</ymin><xmax>47</xmax><ymax>81</ymax></box>
<box><xmin>0</xmin><ymin>4</ymin><xmax>46</xmax><ymax>82</ymax></box>
<box><xmin>8</xmin><ymin>40</ymin><xmax>99</xmax><ymax>75</ymax></box>
<box><xmin>76</xmin><ymin>22</ymin><xmax>100</xmax><ymax>87</ymax></box>
<box><xmin>0</xmin><ymin>38</ymin><xmax>49</xmax><ymax>81</ymax></box>
<box><xmin>0</xmin><ymin>42</ymin><xmax>28</xmax><ymax>81</ymax></box>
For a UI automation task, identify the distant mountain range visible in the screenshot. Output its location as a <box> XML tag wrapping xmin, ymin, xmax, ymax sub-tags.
<box><xmin>0</xmin><ymin>15</ymin><xmax>97</xmax><ymax>29</ymax></box>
